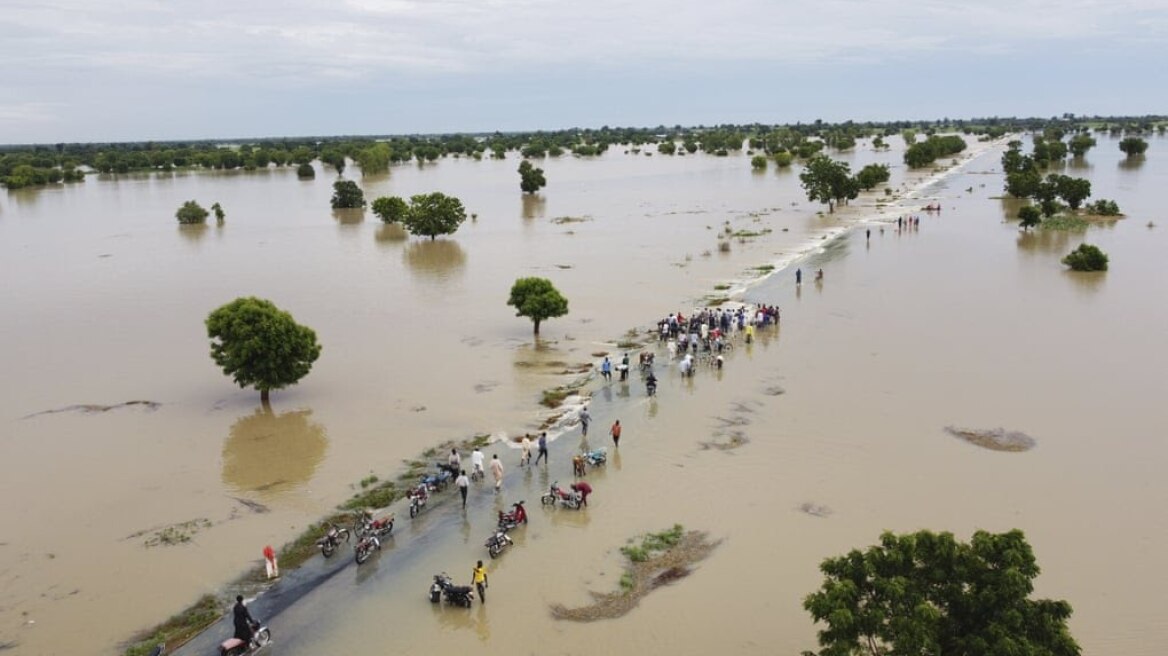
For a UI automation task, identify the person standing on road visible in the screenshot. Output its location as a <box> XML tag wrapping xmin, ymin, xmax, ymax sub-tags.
<box><xmin>490</xmin><ymin>454</ymin><xmax>504</xmax><ymax>493</ymax></box>
<box><xmin>795</xmin><ymin>268</ymin><xmax>802</xmax><ymax>285</ymax></box>
<box><xmin>263</xmin><ymin>545</ymin><xmax>278</xmax><ymax>579</ymax></box>
<box><xmin>534</xmin><ymin>432</ymin><xmax>549</xmax><ymax>466</ymax></box>
<box><xmin>473</xmin><ymin>560</ymin><xmax>489</xmax><ymax>604</ymax></box>
<box><xmin>610</xmin><ymin>420</ymin><xmax>622</xmax><ymax>448</ymax></box>
<box><xmin>601</xmin><ymin>356</ymin><xmax>612</xmax><ymax>381</ymax></box>
<box><xmin>579</xmin><ymin>406</ymin><xmax>591</xmax><ymax>436</ymax></box>
<box><xmin>456</xmin><ymin>469</ymin><xmax>470</xmax><ymax>507</ymax></box>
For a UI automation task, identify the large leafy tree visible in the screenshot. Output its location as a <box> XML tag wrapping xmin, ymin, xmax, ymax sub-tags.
<box><xmin>799</xmin><ymin>155</ymin><xmax>858</xmax><ymax>213</ymax></box>
<box><xmin>330</xmin><ymin>180</ymin><xmax>365</xmax><ymax>209</ymax></box>
<box><xmin>1118</xmin><ymin>137</ymin><xmax>1148</xmax><ymax>157</ymax></box>
<box><xmin>803</xmin><ymin>529</ymin><xmax>1080</xmax><ymax>656</ymax></box>
<box><xmin>1051</xmin><ymin>174</ymin><xmax>1092</xmax><ymax>210</ymax></box>
<box><xmin>175</xmin><ymin>200</ymin><xmax>209</xmax><ymax>225</ymax></box>
<box><xmin>855</xmin><ymin>164</ymin><xmax>890</xmax><ymax>191</ymax></box>
<box><xmin>402</xmin><ymin>192</ymin><xmax>467</xmax><ymax>240</ymax></box>
<box><xmin>206</xmin><ymin>297</ymin><xmax>322</xmax><ymax>403</ymax></box>
<box><xmin>1018</xmin><ymin>204</ymin><xmax>1042</xmax><ymax>230</ymax></box>
<box><xmin>507</xmin><ymin>277</ymin><xmax>569</xmax><ymax>335</ymax></box>
<box><xmin>371</xmin><ymin>196</ymin><xmax>408</xmax><ymax>223</ymax></box>
<box><xmin>518</xmin><ymin>160</ymin><xmax>547</xmax><ymax>193</ymax></box>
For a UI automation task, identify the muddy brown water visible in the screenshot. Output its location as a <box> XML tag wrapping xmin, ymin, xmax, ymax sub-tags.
<box><xmin>1</xmin><ymin>136</ymin><xmax>1165</xmax><ymax>654</ymax></box>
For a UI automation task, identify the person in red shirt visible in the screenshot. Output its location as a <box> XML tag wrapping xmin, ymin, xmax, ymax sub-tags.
<box><xmin>263</xmin><ymin>545</ymin><xmax>278</xmax><ymax>579</ymax></box>
<box><xmin>570</xmin><ymin>481</ymin><xmax>593</xmax><ymax>507</ymax></box>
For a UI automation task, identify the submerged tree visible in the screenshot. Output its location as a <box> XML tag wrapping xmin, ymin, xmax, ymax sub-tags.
<box><xmin>175</xmin><ymin>200</ymin><xmax>209</xmax><ymax>225</ymax></box>
<box><xmin>205</xmin><ymin>297</ymin><xmax>322</xmax><ymax>403</ymax></box>
<box><xmin>1062</xmin><ymin>243</ymin><xmax>1109</xmax><ymax>271</ymax></box>
<box><xmin>803</xmin><ymin>529</ymin><xmax>1080</xmax><ymax>656</ymax></box>
<box><xmin>371</xmin><ymin>196</ymin><xmax>408</xmax><ymax>223</ymax></box>
<box><xmin>401</xmin><ymin>192</ymin><xmax>467</xmax><ymax>240</ymax></box>
<box><xmin>518</xmin><ymin>160</ymin><xmax>547</xmax><ymax>194</ymax></box>
<box><xmin>799</xmin><ymin>155</ymin><xmax>858</xmax><ymax>213</ymax></box>
<box><xmin>507</xmin><ymin>277</ymin><xmax>569</xmax><ymax>335</ymax></box>
<box><xmin>1018</xmin><ymin>204</ymin><xmax>1042</xmax><ymax>230</ymax></box>
<box><xmin>330</xmin><ymin>180</ymin><xmax>365</xmax><ymax>209</ymax></box>
<box><xmin>1119</xmin><ymin>137</ymin><xmax>1148</xmax><ymax>157</ymax></box>
<box><xmin>211</xmin><ymin>202</ymin><xmax>226</xmax><ymax>224</ymax></box>
<box><xmin>855</xmin><ymin>164</ymin><xmax>890</xmax><ymax>190</ymax></box>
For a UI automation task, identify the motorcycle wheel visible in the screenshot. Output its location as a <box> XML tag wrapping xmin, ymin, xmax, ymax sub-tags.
<box><xmin>355</xmin><ymin>545</ymin><xmax>370</xmax><ymax>565</ymax></box>
<box><xmin>488</xmin><ymin>543</ymin><xmax>501</xmax><ymax>559</ymax></box>
<box><xmin>409</xmin><ymin>503</ymin><xmax>418</xmax><ymax>518</ymax></box>
<box><xmin>541</xmin><ymin>494</ymin><xmax>554</xmax><ymax>505</ymax></box>
<box><xmin>253</xmin><ymin>627</ymin><xmax>271</xmax><ymax>647</ymax></box>
<box><xmin>321</xmin><ymin>542</ymin><xmax>335</xmax><ymax>558</ymax></box>
<box><xmin>338</xmin><ymin>528</ymin><xmax>351</xmax><ymax>543</ymax></box>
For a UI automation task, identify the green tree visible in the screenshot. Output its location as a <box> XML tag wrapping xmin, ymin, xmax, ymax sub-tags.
<box><xmin>750</xmin><ymin>155</ymin><xmax>768</xmax><ymax>170</ymax></box>
<box><xmin>211</xmin><ymin>202</ymin><xmax>226</xmax><ymax>224</ymax></box>
<box><xmin>518</xmin><ymin>160</ymin><xmax>547</xmax><ymax>194</ymax></box>
<box><xmin>1052</xmin><ymin>175</ymin><xmax>1091</xmax><ymax>209</ymax></box>
<box><xmin>1119</xmin><ymin>137</ymin><xmax>1148</xmax><ymax>157</ymax></box>
<box><xmin>507</xmin><ymin>277</ymin><xmax>569</xmax><ymax>335</ymax></box>
<box><xmin>1062</xmin><ymin>243</ymin><xmax>1108</xmax><ymax>271</ymax></box>
<box><xmin>855</xmin><ymin>164</ymin><xmax>890</xmax><ymax>190</ymax></box>
<box><xmin>1068</xmin><ymin>134</ymin><xmax>1096</xmax><ymax>157</ymax></box>
<box><xmin>296</xmin><ymin>163</ymin><xmax>315</xmax><ymax>179</ymax></box>
<box><xmin>175</xmin><ymin>200</ymin><xmax>209</xmax><ymax>225</ymax></box>
<box><xmin>799</xmin><ymin>155</ymin><xmax>857</xmax><ymax>213</ymax></box>
<box><xmin>1018</xmin><ymin>204</ymin><xmax>1042</xmax><ymax>230</ymax></box>
<box><xmin>330</xmin><ymin>180</ymin><xmax>365</xmax><ymax>209</ymax></box>
<box><xmin>371</xmin><ymin>196</ymin><xmax>408</xmax><ymax>223</ymax></box>
<box><xmin>803</xmin><ymin>529</ymin><xmax>1080</xmax><ymax>656</ymax></box>
<box><xmin>402</xmin><ymin>192</ymin><xmax>467</xmax><ymax>240</ymax></box>
<box><xmin>1085</xmin><ymin>199</ymin><xmax>1121</xmax><ymax>216</ymax></box>
<box><xmin>773</xmin><ymin>151</ymin><xmax>794</xmax><ymax>167</ymax></box>
<box><xmin>205</xmin><ymin>297</ymin><xmax>322</xmax><ymax>403</ymax></box>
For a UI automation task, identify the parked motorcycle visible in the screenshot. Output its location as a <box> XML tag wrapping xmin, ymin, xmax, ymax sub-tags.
<box><xmin>497</xmin><ymin>501</ymin><xmax>527</xmax><ymax>530</ymax></box>
<box><xmin>646</xmin><ymin>375</ymin><xmax>657</xmax><ymax>396</ymax></box>
<box><xmin>582</xmin><ymin>448</ymin><xmax>607</xmax><ymax>468</ymax></box>
<box><xmin>218</xmin><ymin>622</ymin><xmax>271</xmax><ymax>656</ymax></box>
<box><xmin>541</xmin><ymin>481</ymin><xmax>581</xmax><ymax>509</ymax></box>
<box><xmin>315</xmin><ymin>523</ymin><xmax>350</xmax><ymax>558</ymax></box>
<box><xmin>485</xmin><ymin>527</ymin><xmax>514</xmax><ymax>559</ymax></box>
<box><xmin>429</xmin><ymin>572</ymin><xmax>474</xmax><ymax>607</ymax></box>
<box><xmin>420</xmin><ymin>468</ymin><xmax>452</xmax><ymax>491</ymax></box>
<box><xmin>407</xmin><ymin>484</ymin><xmax>430</xmax><ymax>518</ymax></box>
<box><xmin>354</xmin><ymin>534</ymin><xmax>380</xmax><ymax>564</ymax></box>
<box><xmin>353</xmin><ymin>509</ymin><xmax>395</xmax><ymax>539</ymax></box>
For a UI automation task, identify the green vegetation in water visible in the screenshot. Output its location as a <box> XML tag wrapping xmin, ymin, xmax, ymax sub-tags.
<box><xmin>359</xmin><ymin>474</ymin><xmax>378</xmax><ymax>488</ymax></box>
<box><xmin>731</xmin><ymin>228</ymin><xmax>772</xmax><ymax>238</ymax></box>
<box><xmin>753</xmin><ymin>264</ymin><xmax>775</xmax><ymax>274</ymax></box>
<box><xmin>1062</xmin><ymin>243</ymin><xmax>1109</xmax><ymax>271</ymax></box>
<box><xmin>550</xmin><ymin>525</ymin><xmax>719</xmax><ymax>622</ymax></box>
<box><xmin>122</xmin><ymin>594</ymin><xmax>220</xmax><ymax>656</ymax></box>
<box><xmin>1039</xmin><ymin>214</ymin><xmax>1088</xmax><ymax>231</ymax></box>
<box><xmin>713</xmin><ymin>284</ymin><xmax>731</xmax><ymax>291</ymax></box>
<box><xmin>1085</xmin><ymin>199</ymin><xmax>1122</xmax><ymax>216</ymax></box>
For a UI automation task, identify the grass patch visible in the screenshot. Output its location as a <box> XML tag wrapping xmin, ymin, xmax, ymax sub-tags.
<box><xmin>713</xmin><ymin>284</ymin><xmax>731</xmax><ymax>291</ymax></box>
<box><xmin>1040</xmin><ymin>214</ymin><xmax>1088</xmax><ymax>231</ymax></box>
<box><xmin>122</xmin><ymin>594</ymin><xmax>220</xmax><ymax>656</ymax></box>
<box><xmin>752</xmin><ymin>264</ymin><xmax>775</xmax><ymax>274</ymax></box>
<box><xmin>541</xmin><ymin>387</ymin><xmax>572</xmax><ymax>408</ymax></box>
<box><xmin>359</xmin><ymin>475</ymin><xmax>378</xmax><ymax>488</ymax></box>
<box><xmin>730</xmin><ymin>229</ymin><xmax>772</xmax><ymax>238</ymax></box>
<box><xmin>340</xmin><ymin>481</ymin><xmax>398</xmax><ymax>511</ymax></box>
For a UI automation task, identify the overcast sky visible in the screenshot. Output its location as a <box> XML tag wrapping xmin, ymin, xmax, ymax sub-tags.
<box><xmin>2</xmin><ymin>0</ymin><xmax>1165</xmax><ymax>143</ymax></box>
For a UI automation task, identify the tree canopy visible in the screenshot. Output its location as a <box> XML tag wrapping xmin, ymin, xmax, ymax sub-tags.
<box><xmin>1018</xmin><ymin>204</ymin><xmax>1042</xmax><ymax>230</ymax></box>
<box><xmin>330</xmin><ymin>180</ymin><xmax>365</xmax><ymax>209</ymax></box>
<box><xmin>507</xmin><ymin>277</ymin><xmax>569</xmax><ymax>335</ymax></box>
<box><xmin>205</xmin><ymin>297</ymin><xmax>322</xmax><ymax>403</ymax></box>
<box><xmin>803</xmin><ymin>529</ymin><xmax>1080</xmax><ymax>656</ymax></box>
<box><xmin>518</xmin><ymin>160</ymin><xmax>547</xmax><ymax>194</ymax></box>
<box><xmin>1063</xmin><ymin>244</ymin><xmax>1108</xmax><ymax>271</ymax></box>
<box><xmin>175</xmin><ymin>200</ymin><xmax>209</xmax><ymax>225</ymax></box>
<box><xmin>371</xmin><ymin>196</ymin><xmax>408</xmax><ymax>223</ymax></box>
<box><xmin>1119</xmin><ymin>137</ymin><xmax>1148</xmax><ymax>157</ymax></box>
<box><xmin>855</xmin><ymin>163</ymin><xmax>890</xmax><ymax>190</ymax></box>
<box><xmin>799</xmin><ymin>155</ymin><xmax>858</xmax><ymax>213</ymax></box>
<box><xmin>401</xmin><ymin>192</ymin><xmax>468</xmax><ymax>240</ymax></box>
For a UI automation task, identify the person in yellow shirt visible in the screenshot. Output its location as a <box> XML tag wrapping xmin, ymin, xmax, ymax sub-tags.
<box><xmin>745</xmin><ymin>323</ymin><xmax>755</xmax><ymax>344</ymax></box>
<box><xmin>472</xmin><ymin>560</ymin><xmax>489</xmax><ymax>604</ymax></box>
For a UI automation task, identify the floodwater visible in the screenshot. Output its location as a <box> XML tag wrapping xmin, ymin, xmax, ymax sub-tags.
<box><xmin>1</xmin><ymin>135</ymin><xmax>1165</xmax><ymax>655</ymax></box>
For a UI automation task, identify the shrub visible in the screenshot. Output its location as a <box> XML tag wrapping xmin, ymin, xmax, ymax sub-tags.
<box><xmin>750</xmin><ymin>155</ymin><xmax>768</xmax><ymax>170</ymax></box>
<box><xmin>1062</xmin><ymin>244</ymin><xmax>1108</xmax><ymax>271</ymax></box>
<box><xmin>296</xmin><ymin>163</ymin><xmax>315</xmax><ymax>179</ymax></box>
<box><xmin>1086</xmin><ymin>199</ymin><xmax>1121</xmax><ymax>216</ymax></box>
<box><xmin>175</xmin><ymin>200</ymin><xmax>208</xmax><ymax>225</ymax></box>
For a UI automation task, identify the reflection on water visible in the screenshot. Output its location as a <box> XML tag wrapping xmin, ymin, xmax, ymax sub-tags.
<box><xmin>404</xmin><ymin>239</ymin><xmax>467</xmax><ymax>279</ymax></box>
<box><xmin>1016</xmin><ymin>229</ymin><xmax>1076</xmax><ymax>256</ymax></box>
<box><xmin>521</xmin><ymin>194</ymin><xmax>546</xmax><ymax>219</ymax></box>
<box><xmin>375</xmin><ymin>222</ymin><xmax>409</xmax><ymax>245</ymax></box>
<box><xmin>221</xmin><ymin>407</ymin><xmax>328</xmax><ymax>496</ymax></box>
<box><xmin>1064</xmin><ymin>269</ymin><xmax>1106</xmax><ymax>295</ymax></box>
<box><xmin>177</xmin><ymin>223</ymin><xmax>209</xmax><ymax>242</ymax></box>
<box><xmin>998</xmin><ymin>196</ymin><xmax>1027</xmax><ymax>222</ymax></box>
<box><xmin>333</xmin><ymin>208</ymin><xmax>365</xmax><ymax>225</ymax></box>
<box><xmin>1118</xmin><ymin>156</ymin><xmax>1145</xmax><ymax>171</ymax></box>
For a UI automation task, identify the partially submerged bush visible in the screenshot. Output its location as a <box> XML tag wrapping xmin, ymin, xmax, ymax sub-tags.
<box><xmin>1062</xmin><ymin>243</ymin><xmax>1109</xmax><ymax>271</ymax></box>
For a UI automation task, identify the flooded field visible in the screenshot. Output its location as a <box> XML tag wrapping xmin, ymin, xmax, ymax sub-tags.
<box><xmin>1</xmin><ymin>135</ymin><xmax>1165</xmax><ymax>655</ymax></box>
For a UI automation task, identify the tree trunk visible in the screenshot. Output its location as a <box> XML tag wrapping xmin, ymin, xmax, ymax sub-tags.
<box><xmin>533</xmin><ymin>319</ymin><xmax>541</xmax><ymax>335</ymax></box>
<box><xmin>828</xmin><ymin>201</ymin><xmax>835</xmax><ymax>213</ymax></box>
<box><xmin>260</xmin><ymin>388</ymin><xmax>270</xmax><ymax>405</ymax></box>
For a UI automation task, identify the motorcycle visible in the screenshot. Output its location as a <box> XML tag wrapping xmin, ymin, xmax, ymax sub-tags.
<box><xmin>315</xmin><ymin>523</ymin><xmax>350</xmax><ymax>558</ymax></box>
<box><xmin>353</xmin><ymin>509</ymin><xmax>395</xmax><ymax>539</ymax></box>
<box><xmin>429</xmin><ymin>572</ymin><xmax>474</xmax><ymax>608</ymax></box>
<box><xmin>485</xmin><ymin>526</ymin><xmax>514</xmax><ymax>559</ymax></box>
<box><xmin>354</xmin><ymin>534</ymin><xmax>380</xmax><ymax>564</ymax></box>
<box><xmin>646</xmin><ymin>376</ymin><xmax>657</xmax><ymax>396</ymax></box>
<box><xmin>582</xmin><ymin>448</ymin><xmax>607</xmax><ymax>468</ymax></box>
<box><xmin>420</xmin><ymin>468</ymin><xmax>452</xmax><ymax>491</ymax></box>
<box><xmin>436</xmin><ymin>461</ymin><xmax>460</xmax><ymax>480</ymax></box>
<box><xmin>218</xmin><ymin>622</ymin><xmax>271</xmax><ymax>656</ymax></box>
<box><xmin>497</xmin><ymin>501</ymin><xmax>527</xmax><ymax>529</ymax></box>
<box><xmin>407</xmin><ymin>484</ymin><xmax>430</xmax><ymax>518</ymax></box>
<box><xmin>541</xmin><ymin>481</ymin><xmax>581</xmax><ymax>509</ymax></box>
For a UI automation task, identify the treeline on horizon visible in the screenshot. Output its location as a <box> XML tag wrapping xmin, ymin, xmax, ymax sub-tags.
<box><xmin>2</xmin><ymin>114</ymin><xmax>1164</xmax><ymax>190</ymax></box>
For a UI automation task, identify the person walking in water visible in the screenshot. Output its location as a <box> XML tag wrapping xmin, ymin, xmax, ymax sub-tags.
<box><xmin>520</xmin><ymin>434</ymin><xmax>532</xmax><ymax>467</ymax></box>
<box><xmin>471</xmin><ymin>447</ymin><xmax>485</xmax><ymax>479</ymax></box>
<box><xmin>456</xmin><ymin>469</ymin><xmax>470</xmax><ymax>507</ymax></box>
<box><xmin>610</xmin><ymin>420</ymin><xmax>622</xmax><ymax>448</ymax></box>
<box><xmin>490</xmin><ymin>454</ymin><xmax>504</xmax><ymax>493</ymax></box>
<box><xmin>795</xmin><ymin>268</ymin><xmax>802</xmax><ymax>285</ymax></box>
<box><xmin>600</xmin><ymin>357</ymin><xmax>612</xmax><ymax>381</ymax></box>
<box><xmin>579</xmin><ymin>406</ymin><xmax>591</xmax><ymax>436</ymax></box>
<box><xmin>473</xmin><ymin>560</ymin><xmax>488</xmax><ymax>604</ymax></box>
<box><xmin>534</xmin><ymin>431</ymin><xmax>549</xmax><ymax>466</ymax></box>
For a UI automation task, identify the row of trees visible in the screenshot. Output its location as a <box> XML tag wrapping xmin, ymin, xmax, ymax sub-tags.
<box><xmin>175</xmin><ymin>200</ymin><xmax>225</xmax><ymax>225</ymax></box>
<box><xmin>904</xmin><ymin>134</ymin><xmax>968</xmax><ymax>168</ymax></box>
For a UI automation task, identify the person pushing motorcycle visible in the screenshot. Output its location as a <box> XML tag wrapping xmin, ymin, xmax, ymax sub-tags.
<box><xmin>232</xmin><ymin>595</ymin><xmax>257</xmax><ymax>643</ymax></box>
